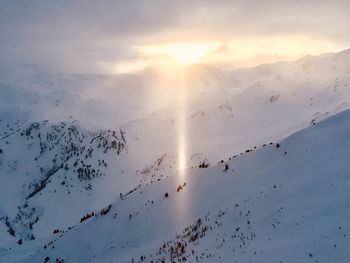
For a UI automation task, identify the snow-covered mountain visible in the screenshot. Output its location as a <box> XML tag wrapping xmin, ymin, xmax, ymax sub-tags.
<box><xmin>3</xmin><ymin>92</ymin><xmax>350</xmax><ymax>263</ymax></box>
<box><xmin>1</xmin><ymin>49</ymin><xmax>350</xmax><ymax>262</ymax></box>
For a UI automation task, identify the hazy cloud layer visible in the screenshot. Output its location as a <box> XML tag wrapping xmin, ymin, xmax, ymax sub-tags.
<box><xmin>1</xmin><ymin>0</ymin><xmax>350</xmax><ymax>73</ymax></box>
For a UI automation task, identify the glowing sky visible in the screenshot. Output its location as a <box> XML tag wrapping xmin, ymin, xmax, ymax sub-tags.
<box><xmin>1</xmin><ymin>0</ymin><xmax>349</xmax><ymax>73</ymax></box>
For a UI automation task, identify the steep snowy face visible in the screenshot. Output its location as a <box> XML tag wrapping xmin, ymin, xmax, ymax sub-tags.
<box><xmin>3</xmin><ymin>106</ymin><xmax>350</xmax><ymax>263</ymax></box>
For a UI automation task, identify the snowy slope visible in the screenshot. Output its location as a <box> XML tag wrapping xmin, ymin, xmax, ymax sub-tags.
<box><xmin>2</xmin><ymin>105</ymin><xmax>350</xmax><ymax>262</ymax></box>
<box><xmin>0</xmin><ymin>120</ymin><xmax>134</xmax><ymax>246</ymax></box>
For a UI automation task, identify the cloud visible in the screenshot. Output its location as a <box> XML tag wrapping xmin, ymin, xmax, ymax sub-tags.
<box><xmin>0</xmin><ymin>0</ymin><xmax>350</xmax><ymax>73</ymax></box>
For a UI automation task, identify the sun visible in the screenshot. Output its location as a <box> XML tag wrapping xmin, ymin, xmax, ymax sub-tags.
<box><xmin>164</xmin><ymin>43</ymin><xmax>216</xmax><ymax>65</ymax></box>
<box><xmin>138</xmin><ymin>42</ymin><xmax>220</xmax><ymax>66</ymax></box>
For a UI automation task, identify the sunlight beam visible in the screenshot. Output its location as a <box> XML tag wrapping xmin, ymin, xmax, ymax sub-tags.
<box><xmin>177</xmin><ymin>68</ymin><xmax>188</xmax><ymax>182</ymax></box>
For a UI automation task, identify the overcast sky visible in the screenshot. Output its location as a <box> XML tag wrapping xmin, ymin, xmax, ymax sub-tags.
<box><xmin>1</xmin><ymin>0</ymin><xmax>350</xmax><ymax>73</ymax></box>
